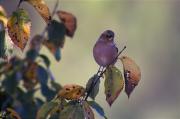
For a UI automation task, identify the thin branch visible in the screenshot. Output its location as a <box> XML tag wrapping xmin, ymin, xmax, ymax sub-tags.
<box><xmin>84</xmin><ymin>46</ymin><xmax>126</xmax><ymax>101</ymax></box>
<box><xmin>51</xmin><ymin>0</ymin><xmax>60</xmax><ymax>18</ymax></box>
<box><xmin>17</xmin><ymin>0</ymin><xmax>23</xmax><ymax>9</ymax></box>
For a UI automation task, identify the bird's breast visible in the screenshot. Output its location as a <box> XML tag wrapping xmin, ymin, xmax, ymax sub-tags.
<box><xmin>93</xmin><ymin>41</ymin><xmax>118</xmax><ymax>66</ymax></box>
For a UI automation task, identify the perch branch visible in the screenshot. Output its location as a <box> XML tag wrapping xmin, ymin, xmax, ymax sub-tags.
<box><xmin>84</xmin><ymin>46</ymin><xmax>126</xmax><ymax>100</ymax></box>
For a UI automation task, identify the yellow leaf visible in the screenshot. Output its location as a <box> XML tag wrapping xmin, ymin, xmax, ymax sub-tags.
<box><xmin>0</xmin><ymin>5</ymin><xmax>7</xmax><ymax>16</ymax></box>
<box><xmin>58</xmin><ymin>84</ymin><xmax>85</xmax><ymax>100</ymax></box>
<box><xmin>0</xmin><ymin>5</ymin><xmax>8</xmax><ymax>27</ymax></box>
<box><xmin>104</xmin><ymin>66</ymin><xmax>124</xmax><ymax>106</ymax></box>
<box><xmin>26</xmin><ymin>0</ymin><xmax>51</xmax><ymax>24</ymax></box>
<box><xmin>7</xmin><ymin>9</ymin><xmax>31</xmax><ymax>51</ymax></box>
<box><xmin>120</xmin><ymin>56</ymin><xmax>141</xmax><ymax>98</ymax></box>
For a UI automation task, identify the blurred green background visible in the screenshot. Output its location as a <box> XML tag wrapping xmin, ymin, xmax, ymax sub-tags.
<box><xmin>1</xmin><ymin>0</ymin><xmax>180</xmax><ymax>119</ymax></box>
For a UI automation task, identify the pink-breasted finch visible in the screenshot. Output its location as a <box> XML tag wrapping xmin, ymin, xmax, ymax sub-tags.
<box><xmin>93</xmin><ymin>30</ymin><xmax>118</xmax><ymax>67</ymax></box>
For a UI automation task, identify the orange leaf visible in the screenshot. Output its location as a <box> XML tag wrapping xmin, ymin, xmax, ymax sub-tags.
<box><xmin>58</xmin><ymin>84</ymin><xmax>85</xmax><ymax>100</ymax></box>
<box><xmin>57</xmin><ymin>11</ymin><xmax>77</xmax><ymax>37</ymax></box>
<box><xmin>6</xmin><ymin>108</ymin><xmax>21</xmax><ymax>119</ymax></box>
<box><xmin>26</xmin><ymin>0</ymin><xmax>51</xmax><ymax>24</ymax></box>
<box><xmin>120</xmin><ymin>56</ymin><xmax>141</xmax><ymax>98</ymax></box>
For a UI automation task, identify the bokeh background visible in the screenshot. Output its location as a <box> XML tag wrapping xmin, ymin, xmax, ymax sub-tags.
<box><xmin>1</xmin><ymin>0</ymin><xmax>180</xmax><ymax>119</ymax></box>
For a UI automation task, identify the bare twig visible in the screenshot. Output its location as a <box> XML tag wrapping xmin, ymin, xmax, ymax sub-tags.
<box><xmin>17</xmin><ymin>0</ymin><xmax>23</xmax><ymax>9</ymax></box>
<box><xmin>51</xmin><ymin>0</ymin><xmax>60</xmax><ymax>18</ymax></box>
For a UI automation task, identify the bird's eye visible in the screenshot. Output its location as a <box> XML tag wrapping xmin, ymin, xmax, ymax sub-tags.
<box><xmin>106</xmin><ymin>34</ymin><xmax>111</xmax><ymax>38</ymax></box>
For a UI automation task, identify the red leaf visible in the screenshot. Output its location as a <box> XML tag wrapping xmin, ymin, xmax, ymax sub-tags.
<box><xmin>120</xmin><ymin>56</ymin><xmax>141</xmax><ymax>98</ymax></box>
<box><xmin>57</xmin><ymin>11</ymin><xmax>77</xmax><ymax>37</ymax></box>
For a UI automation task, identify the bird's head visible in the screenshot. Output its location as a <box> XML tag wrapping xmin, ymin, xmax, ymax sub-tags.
<box><xmin>99</xmin><ymin>30</ymin><xmax>115</xmax><ymax>42</ymax></box>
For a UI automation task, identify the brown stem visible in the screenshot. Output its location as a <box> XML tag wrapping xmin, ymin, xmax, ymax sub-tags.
<box><xmin>17</xmin><ymin>0</ymin><xmax>23</xmax><ymax>9</ymax></box>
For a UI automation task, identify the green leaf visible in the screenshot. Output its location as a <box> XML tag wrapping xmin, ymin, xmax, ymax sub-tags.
<box><xmin>104</xmin><ymin>66</ymin><xmax>124</xmax><ymax>106</ymax></box>
<box><xmin>38</xmin><ymin>54</ymin><xmax>50</xmax><ymax>67</ymax></box>
<box><xmin>88</xmin><ymin>101</ymin><xmax>107</xmax><ymax>119</ymax></box>
<box><xmin>2</xmin><ymin>72</ymin><xmax>18</xmax><ymax>94</ymax></box>
<box><xmin>26</xmin><ymin>49</ymin><xmax>38</xmax><ymax>61</ymax></box>
<box><xmin>86</xmin><ymin>74</ymin><xmax>100</xmax><ymax>100</ymax></box>
<box><xmin>0</xmin><ymin>21</ymin><xmax>6</xmax><ymax>59</ymax></box>
<box><xmin>37</xmin><ymin>65</ymin><xmax>48</xmax><ymax>85</ymax></box>
<box><xmin>37</xmin><ymin>98</ymin><xmax>61</xmax><ymax>119</ymax></box>
<box><xmin>47</xmin><ymin>20</ymin><xmax>66</xmax><ymax>48</ymax></box>
<box><xmin>43</xmin><ymin>21</ymin><xmax>65</xmax><ymax>61</ymax></box>
<box><xmin>59</xmin><ymin>102</ymin><xmax>84</xmax><ymax>119</ymax></box>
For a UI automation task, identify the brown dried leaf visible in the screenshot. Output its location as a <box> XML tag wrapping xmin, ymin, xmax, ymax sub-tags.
<box><xmin>58</xmin><ymin>84</ymin><xmax>85</xmax><ymax>100</ymax></box>
<box><xmin>6</xmin><ymin>108</ymin><xmax>21</xmax><ymax>119</ymax></box>
<box><xmin>26</xmin><ymin>0</ymin><xmax>51</xmax><ymax>24</ymax></box>
<box><xmin>83</xmin><ymin>101</ymin><xmax>95</xmax><ymax>119</ymax></box>
<box><xmin>120</xmin><ymin>56</ymin><xmax>141</xmax><ymax>98</ymax></box>
<box><xmin>57</xmin><ymin>11</ymin><xmax>77</xmax><ymax>37</ymax></box>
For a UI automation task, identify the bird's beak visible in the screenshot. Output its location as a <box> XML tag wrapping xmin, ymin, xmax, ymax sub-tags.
<box><xmin>109</xmin><ymin>37</ymin><xmax>113</xmax><ymax>41</ymax></box>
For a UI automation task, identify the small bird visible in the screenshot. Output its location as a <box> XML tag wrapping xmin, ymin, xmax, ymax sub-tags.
<box><xmin>93</xmin><ymin>30</ymin><xmax>118</xmax><ymax>67</ymax></box>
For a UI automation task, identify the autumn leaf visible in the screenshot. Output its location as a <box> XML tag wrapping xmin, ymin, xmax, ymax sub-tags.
<box><xmin>82</xmin><ymin>101</ymin><xmax>95</xmax><ymax>119</ymax></box>
<box><xmin>0</xmin><ymin>5</ymin><xmax>7</xmax><ymax>27</ymax></box>
<box><xmin>24</xmin><ymin>0</ymin><xmax>51</xmax><ymax>24</ymax></box>
<box><xmin>7</xmin><ymin>9</ymin><xmax>31</xmax><ymax>51</ymax></box>
<box><xmin>36</xmin><ymin>98</ymin><xmax>62</xmax><ymax>119</ymax></box>
<box><xmin>57</xmin><ymin>84</ymin><xmax>85</xmax><ymax>100</ymax></box>
<box><xmin>57</xmin><ymin>11</ymin><xmax>77</xmax><ymax>37</ymax></box>
<box><xmin>6</xmin><ymin>108</ymin><xmax>21</xmax><ymax>119</ymax></box>
<box><xmin>59</xmin><ymin>102</ymin><xmax>84</xmax><ymax>119</ymax></box>
<box><xmin>23</xmin><ymin>62</ymin><xmax>38</xmax><ymax>90</ymax></box>
<box><xmin>120</xmin><ymin>56</ymin><xmax>141</xmax><ymax>98</ymax></box>
<box><xmin>104</xmin><ymin>66</ymin><xmax>124</xmax><ymax>106</ymax></box>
